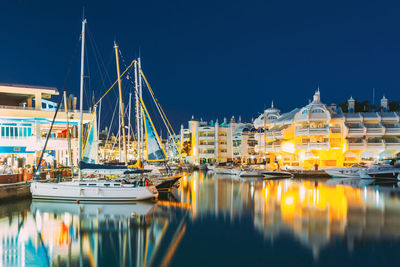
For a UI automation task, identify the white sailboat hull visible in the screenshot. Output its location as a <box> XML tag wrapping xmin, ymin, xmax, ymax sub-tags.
<box><xmin>30</xmin><ymin>181</ymin><xmax>158</xmax><ymax>202</ymax></box>
<box><xmin>214</xmin><ymin>167</ymin><xmax>240</xmax><ymax>175</ymax></box>
<box><xmin>325</xmin><ymin>167</ymin><xmax>363</xmax><ymax>178</ymax></box>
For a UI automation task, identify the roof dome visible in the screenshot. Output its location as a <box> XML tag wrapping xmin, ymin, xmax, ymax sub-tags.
<box><xmin>294</xmin><ymin>90</ymin><xmax>331</xmax><ymax>122</ymax></box>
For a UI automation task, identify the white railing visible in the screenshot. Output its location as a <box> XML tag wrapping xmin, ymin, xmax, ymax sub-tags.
<box><xmin>347</xmin><ymin>128</ymin><xmax>365</xmax><ymax>135</ymax></box>
<box><xmin>199</xmin><ymin>144</ymin><xmax>215</xmax><ymax>149</ymax></box>
<box><xmin>296</xmin><ymin>142</ymin><xmax>329</xmax><ymax>150</ymax></box>
<box><xmin>348</xmin><ymin>143</ymin><xmax>366</xmax><ymax>150</ymax></box>
<box><xmin>386</xmin><ymin>143</ymin><xmax>400</xmax><ymax>149</ymax></box>
<box><xmin>385</xmin><ymin>128</ymin><xmax>400</xmax><ymax>135</ymax></box>
<box><xmin>295</xmin><ymin>128</ymin><xmax>329</xmax><ymax>136</ymax></box>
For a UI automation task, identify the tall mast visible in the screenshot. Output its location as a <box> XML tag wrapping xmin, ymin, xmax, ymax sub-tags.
<box><xmin>134</xmin><ymin>61</ymin><xmax>141</xmax><ymax>162</ymax></box>
<box><xmin>128</xmin><ymin>92</ymin><xmax>132</xmax><ymax>158</ymax></box>
<box><xmin>63</xmin><ymin>91</ymin><xmax>73</xmax><ymax>167</ymax></box>
<box><xmin>138</xmin><ymin>57</ymin><xmax>144</xmax><ymax>162</ymax></box>
<box><xmin>114</xmin><ymin>42</ymin><xmax>128</xmax><ymax>166</ymax></box>
<box><xmin>78</xmin><ymin>18</ymin><xmax>87</xmax><ymax>180</ymax></box>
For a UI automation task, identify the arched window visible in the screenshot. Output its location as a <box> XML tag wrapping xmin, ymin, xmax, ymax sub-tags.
<box><xmin>311</xmin><ymin>108</ymin><xmax>324</xmax><ymax>113</ymax></box>
<box><xmin>301</xmin><ymin>109</ymin><xmax>309</xmax><ymax>114</ymax></box>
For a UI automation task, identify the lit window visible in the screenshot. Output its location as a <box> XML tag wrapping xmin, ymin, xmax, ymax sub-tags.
<box><xmin>311</xmin><ymin>109</ymin><xmax>324</xmax><ymax>113</ymax></box>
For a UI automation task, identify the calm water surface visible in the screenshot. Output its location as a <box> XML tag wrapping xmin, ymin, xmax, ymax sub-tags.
<box><xmin>1</xmin><ymin>172</ymin><xmax>400</xmax><ymax>266</ymax></box>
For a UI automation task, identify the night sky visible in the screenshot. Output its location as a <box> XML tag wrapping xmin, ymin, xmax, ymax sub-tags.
<box><xmin>1</xmin><ymin>0</ymin><xmax>400</xmax><ymax>131</ymax></box>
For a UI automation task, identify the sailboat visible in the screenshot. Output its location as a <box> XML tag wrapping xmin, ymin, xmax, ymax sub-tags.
<box><xmin>30</xmin><ymin>18</ymin><xmax>159</xmax><ymax>202</ymax></box>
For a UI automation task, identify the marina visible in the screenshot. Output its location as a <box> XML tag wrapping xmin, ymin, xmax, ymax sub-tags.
<box><xmin>2</xmin><ymin>171</ymin><xmax>400</xmax><ymax>266</ymax></box>
<box><xmin>1</xmin><ymin>1</ymin><xmax>400</xmax><ymax>266</ymax></box>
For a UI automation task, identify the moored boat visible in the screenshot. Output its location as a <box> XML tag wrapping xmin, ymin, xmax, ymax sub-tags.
<box><xmin>261</xmin><ymin>171</ymin><xmax>294</xmax><ymax>179</ymax></box>
<box><xmin>239</xmin><ymin>169</ymin><xmax>265</xmax><ymax>178</ymax></box>
<box><xmin>31</xmin><ymin>179</ymin><xmax>158</xmax><ymax>201</ymax></box>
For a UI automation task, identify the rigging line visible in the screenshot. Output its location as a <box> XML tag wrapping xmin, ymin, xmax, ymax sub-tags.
<box><xmin>104</xmin><ymin>98</ymin><xmax>119</xmax><ymax>149</ymax></box>
<box><xmin>92</xmin><ymin>59</ymin><xmax>136</xmax><ymax>108</ymax></box>
<box><xmin>87</xmin><ymin>27</ymin><xmax>115</xmax><ymax>100</ymax></box>
<box><xmin>36</xmin><ymin>36</ymin><xmax>81</xmax><ymax>175</ymax></box>
<box><xmin>140</xmin><ymin>69</ymin><xmax>182</xmax><ymax>151</ymax></box>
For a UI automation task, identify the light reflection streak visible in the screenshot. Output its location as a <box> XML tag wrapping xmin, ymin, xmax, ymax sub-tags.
<box><xmin>2</xmin><ymin>173</ymin><xmax>400</xmax><ymax>266</ymax></box>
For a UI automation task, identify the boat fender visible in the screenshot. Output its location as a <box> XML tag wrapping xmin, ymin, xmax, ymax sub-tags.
<box><xmin>145</xmin><ymin>179</ymin><xmax>151</xmax><ymax>187</ymax></box>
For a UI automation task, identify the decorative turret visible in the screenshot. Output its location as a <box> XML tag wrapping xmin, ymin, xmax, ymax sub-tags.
<box><xmin>348</xmin><ymin>96</ymin><xmax>355</xmax><ymax>113</ymax></box>
<box><xmin>381</xmin><ymin>96</ymin><xmax>388</xmax><ymax>111</ymax></box>
<box><xmin>231</xmin><ymin>116</ymin><xmax>236</xmax><ymax>123</ymax></box>
<box><xmin>313</xmin><ymin>88</ymin><xmax>321</xmax><ymax>103</ymax></box>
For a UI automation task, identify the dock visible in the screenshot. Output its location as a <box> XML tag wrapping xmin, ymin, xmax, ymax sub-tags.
<box><xmin>288</xmin><ymin>170</ymin><xmax>330</xmax><ymax>178</ymax></box>
<box><xmin>0</xmin><ymin>181</ymin><xmax>31</xmax><ymax>201</ymax></box>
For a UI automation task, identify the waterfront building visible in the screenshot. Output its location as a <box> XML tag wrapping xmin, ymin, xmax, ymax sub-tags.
<box><xmin>0</xmin><ymin>83</ymin><xmax>92</xmax><ymax>170</ymax></box>
<box><xmin>254</xmin><ymin>90</ymin><xmax>400</xmax><ymax>169</ymax></box>
<box><xmin>180</xmin><ymin>116</ymin><xmax>260</xmax><ymax>164</ymax></box>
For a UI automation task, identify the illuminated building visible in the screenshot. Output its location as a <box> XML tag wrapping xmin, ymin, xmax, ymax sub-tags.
<box><xmin>254</xmin><ymin>89</ymin><xmax>400</xmax><ymax>169</ymax></box>
<box><xmin>0</xmin><ymin>83</ymin><xmax>92</xmax><ymax>169</ymax></box>
<box><xmin>180</xmin><ymin>116</ymin><xmax>260</xmax><ymax>164</ymax></box>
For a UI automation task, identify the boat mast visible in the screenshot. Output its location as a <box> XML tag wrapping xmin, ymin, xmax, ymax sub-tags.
<box><xmin>114</xmin><ymin>42</ymin><xmax>128</xmax><ymax>166</ymax></box>
<box><xmin>134</xmin><ymin>61</ymin><xmax>141</xmax><ymax>163</ymax></box>
<box><xmin>128</xmin><ymin>92</ymin><xmax>132</xmax><ymax>158</ymax></box>
<box><xmin>78</xmin><ymin>18</ymin><xmax>87</xmax><ymax>180</ymax></box>
<box><xmin>138</xmin><ymin>57</ymin><xmax>144</xmax><ymax>162</ymax></box>
<box><xmin>63</xmin><ymin>91</ymin><xmax>73</xmax><ymax>167</ymax></box>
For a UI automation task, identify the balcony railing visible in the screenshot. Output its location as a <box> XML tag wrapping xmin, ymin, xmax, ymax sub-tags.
<box><xmin>295</xmin><ymin>127</ymin><xmax>329</xmax><ymax>136</ymax></box>
<box><xmin>296</xmin><ymin>142</ymin><xmax>329</xmax><ymax>150</ymax></box>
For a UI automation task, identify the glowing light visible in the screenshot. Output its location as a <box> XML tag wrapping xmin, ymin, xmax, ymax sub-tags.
<box><xmin>285</xmin><ymin>196</ymin><xmax>294</xmax><ymax>205</ymax></box>
<box><xmin>282</xmin><ymin>142</ymin><xmax>295</xmax><ymax>154</ymax></box>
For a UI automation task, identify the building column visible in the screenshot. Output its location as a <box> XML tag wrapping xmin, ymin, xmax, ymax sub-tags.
<box><xmin>35</xmin><ymin>92</ymin><xmax>42</xmax><ymax>110</ymax></box>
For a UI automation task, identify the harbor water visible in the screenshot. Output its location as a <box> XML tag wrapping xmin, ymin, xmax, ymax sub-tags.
<box><xmin>2</xmin><ymin>172</ymin><xmax>400</xmax><ymax>266</ymax></box>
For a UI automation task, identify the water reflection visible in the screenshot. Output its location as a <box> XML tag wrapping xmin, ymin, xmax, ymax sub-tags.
<box><xmin>2</xmin><ymin>173</ymin><xmax>400</xmax><ymax>266</ymax></box>
<box><xmin>0</xmin><ymin>199</ymin><xmax>189</xmax><ymax>267</ymax></box>
<box><xmin>175</xmin><ymin>172</ymin><xmax>400</xmax><ymax>259</ymax></box>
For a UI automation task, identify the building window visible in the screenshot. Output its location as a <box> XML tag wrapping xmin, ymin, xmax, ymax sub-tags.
<box><xmin>311</xmin><ymin>109</ymin><xmax>324</xmax><ymax>113</ymax></box>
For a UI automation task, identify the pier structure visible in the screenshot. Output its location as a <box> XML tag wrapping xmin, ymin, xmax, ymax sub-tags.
<box><xmin>0</xmin><ymin>83</ymin><xmax>93</xmax><ymax>172</ymax></box>
<box><xmin>254</xmin><ymin>90</ymin><xmax>400</xmax><ymax>169</ymax></box>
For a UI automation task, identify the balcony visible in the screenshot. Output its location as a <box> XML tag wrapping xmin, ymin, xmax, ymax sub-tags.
<box><xmin>386</xmin><ymin>142</ymin><xmax>400</xmax><ymax>149</ymax></box>
<box><xmin>199</xmin><ymin>153</ymin><xmax>215</xmax><ymax>158</ymax></box>
<box><xmin>296</xmin><ymin>142</ymin><xmax>329</xmax><ymax>150</ymax></box>
<box><xmin>347</xmin><ymin>142</ymin><xmax>366</xmax><ymax>150</ymax></box>
<box><xmin>295</xmin><ymin>127</ymin><xmax>329</xmax><ymax>136</ymax></box>
<box><xmin>347</xmin><ymin>127</ymin><xmax>365</xmax><ymax>136</ymax></box>
<box><xmin>385</xmin><ymin>127</ymin><xmax>400</xmax><ymax>135</ymax></box>
<box><xmin>366</xmin><ymin>141</ymin><xmax>385</xmax><ymax>150</ymax></box>
<box><xmin>255</xmin><ymin>144</ymin><xmax>276</xmax><ymax>152</ymax></box>
<box><xmin>199</xmin><ymin>144</ymin><xmax>215</xmax><ymax>149</ymax></box>
<box><xmin>198</xmin><ymin>135</ymin><xmax>215</xmax><ymax>141</ymax></box>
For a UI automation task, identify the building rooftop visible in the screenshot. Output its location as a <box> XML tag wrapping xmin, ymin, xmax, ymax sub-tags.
<box><xmin>0</xmin><ymin>83</ymin><xmax>58</xmax><ymax>92</ymax></box>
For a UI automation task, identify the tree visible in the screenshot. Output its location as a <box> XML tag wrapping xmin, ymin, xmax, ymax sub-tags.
<box><xmin>182</xmin><ymin>140</ymin><xmax>192</xmax><ymax>156</ymax></box>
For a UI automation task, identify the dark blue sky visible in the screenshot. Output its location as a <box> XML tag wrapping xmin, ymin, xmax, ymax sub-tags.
<box><xmin>1</xmin><ymin>0</ymin><xmax>400</xmax><ymax>130</ymax></box>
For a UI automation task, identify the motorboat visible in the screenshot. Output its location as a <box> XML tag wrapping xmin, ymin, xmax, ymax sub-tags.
<box><xmin>214</xmin><ymin>167</ymin><xmax>240</xmax><ymax>175</ymax></box>
<box><xmin>325</xmin><ymin>164</ymin><xmax>367</xmax><ymax>178</ymax></box>
<box><xmin>30</xmin><ymin>179</ymin><xmax>159</xmax><ymax>202</ymax></box>
<box><xmin>359</xmin><ymin>158</ymin><xmax>400</xmax><ymax>180</ymax></box>
<box><xmin>261</xmin><ymin>171</ymin><xmax>294</xmax><ymax>179</ymax></box>
<box><xmin>239</xmin><ymin>169</ymin><xmax>265</xmax><ymax>178</ymax></box>
<box><xmin>360</xmin><ymin>167</ymin><xmax>400</xmax><ymax>180</ymax></box>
